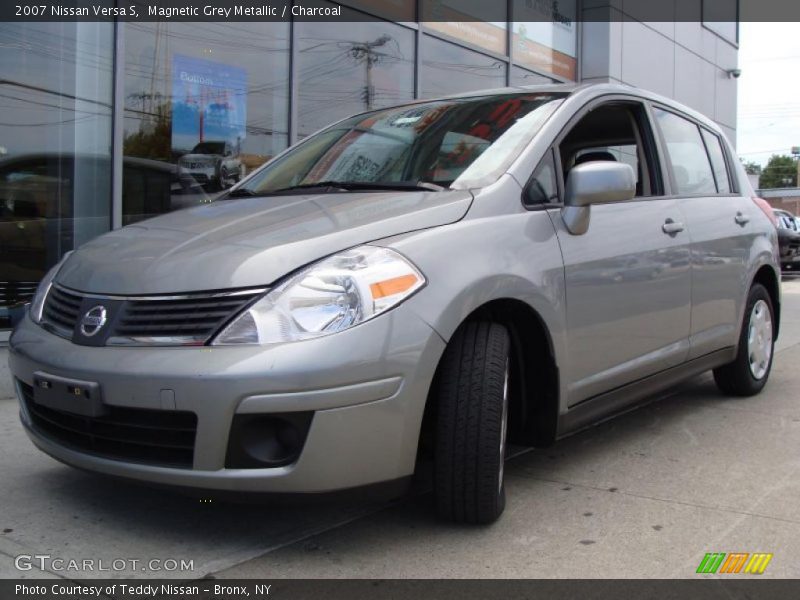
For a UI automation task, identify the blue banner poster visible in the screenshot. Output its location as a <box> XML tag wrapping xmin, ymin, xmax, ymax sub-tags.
<box><xmin>171</xmin><ymin>54</ymin><xmax>247</xmax><ymax>153</ymax></box>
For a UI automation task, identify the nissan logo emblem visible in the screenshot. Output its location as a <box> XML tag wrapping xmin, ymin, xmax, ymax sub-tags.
<box><xmin>80</xmin><ymin>305</ymin><xmax>107</xmax><ymax>337</ymax></box>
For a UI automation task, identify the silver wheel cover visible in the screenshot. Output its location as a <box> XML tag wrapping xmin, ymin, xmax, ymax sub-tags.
<box><xmin>747</xmin><ymin>299</ymin><xmax>773</xmax><ymax>380</ymax></box>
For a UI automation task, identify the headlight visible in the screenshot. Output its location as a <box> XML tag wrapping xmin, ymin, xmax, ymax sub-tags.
<box><xmin>212</xmin><ymin>246</ymin><xmax>425</xmax><ymax>346</ymax></box>
<box><xmin>29</xmin><ymin>251</ymin><xmax>72</xmax><ymax>324</ymax></box>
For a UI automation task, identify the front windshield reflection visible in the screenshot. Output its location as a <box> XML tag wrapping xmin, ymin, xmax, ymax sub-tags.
<box><xmin>239</xmin><ymin>92</ymin><xmax>566</xmax><ymax>195</ymax></box>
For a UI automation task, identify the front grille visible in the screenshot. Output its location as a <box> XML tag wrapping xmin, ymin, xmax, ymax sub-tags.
<box><xmin>115</xmin><ymin>295</ymin><xmax>257</xmax><ymax>341</ymax></box>
<box><xmin>42</xmin><ymin>285</ymin><xmax>83</xmax><ymax>336</ymax></box>
<box><xmin>0</xmin><ymin>280</ymin><xmax>39</xmax><ymax>308</ymax></box>
<box><xmin>40</xmin><ymin>285</ymin><xmax>262</xmax><ymax>345</ymax></box>
<box><xmin>18</xmin><ymin>380</ymin><xmax>198</xmax><ymax>468</ymax></box>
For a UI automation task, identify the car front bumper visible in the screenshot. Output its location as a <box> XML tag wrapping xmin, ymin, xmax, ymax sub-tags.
<box><xmin>8</xmin><ymin>305</ymin><xmax>445</xmax><ymax>494</ymax></box>
<box><xmin>781</xmin><ymin>253</ymin><xmax>800</xmax><ymax>270</ymax></box>
<box><xmin>179</xmin><ymin>166</ymin><xmax>216</xmax><ymax>183</ymax></box>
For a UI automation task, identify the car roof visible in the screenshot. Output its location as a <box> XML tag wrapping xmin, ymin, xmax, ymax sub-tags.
<box><xmin>342</xmin><ymin>82</ymin><xmax>725</xmax><ymax>138</ymax></box>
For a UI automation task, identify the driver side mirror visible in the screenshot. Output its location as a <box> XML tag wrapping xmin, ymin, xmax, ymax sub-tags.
<box><xmin>562</xmin><ymin>161</ymin><xmax>636</xmax><ymax>235</ymax></box>
<box><xmin>565</xmin><ymin>161</ymin><xmax>636</xmax><ymax>207</ymax></box>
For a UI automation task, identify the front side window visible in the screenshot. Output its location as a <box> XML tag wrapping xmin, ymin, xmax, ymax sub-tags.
<box><xmin>558</xmin><ymin>102</ymin><xmax>659</xmax><ymax>198</ymax></box>
<box><xmin>653</xmin><ymin>108</ymin><xmax>717</xmax><ymax>195</ymax></box>
<box><xmin>238</xmin><ymin>93</ymin><xmax>565</xmax><ymax>194</ymax></box>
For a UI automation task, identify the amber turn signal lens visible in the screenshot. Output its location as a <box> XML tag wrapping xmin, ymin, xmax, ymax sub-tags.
<box><xmin>370</xmin><ymin>274</ymin><xmax>420</xmax><ymax>299</ymax></box>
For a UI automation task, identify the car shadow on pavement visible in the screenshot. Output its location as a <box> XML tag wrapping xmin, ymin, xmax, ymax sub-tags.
<box><xmin>212</xmin><ymin>368</ymin><xmax>799</xmax><ymax>578</ymax></box>
<box><xmin>5</xmin><ymin>449</ymin><xmax>398</xmax><ymax>577</ymax></box>
<box><xmin>8</xmin><ymin>365</ymin><xmax>789</xmax><ymax>578</ymax></box>
<box><xmin>31</xmin><ymin>372</ymin><xmax>731</xmax><ymax>526</ymax></box>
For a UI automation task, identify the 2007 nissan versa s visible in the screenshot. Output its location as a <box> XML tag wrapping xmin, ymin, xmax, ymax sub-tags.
<box><xmin>10</xmin><ymin>83</ymin><xmax>780</xmax><ymax>523</ymax></box>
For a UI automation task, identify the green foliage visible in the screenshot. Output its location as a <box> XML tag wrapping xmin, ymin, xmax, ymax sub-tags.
<box><xmin>741</xmin><ymin>160</ymin><xmax>761</xmax><ymax>176</ymax></box>
<box><xmin>123</xmin><ymin>103</ymin><xmax>173</xmax><ymax>162</ymax></box>
<box><xmin>759</xmin><ymin>154</ymin><xmax>798</xmax><ymax>189</ymax></box>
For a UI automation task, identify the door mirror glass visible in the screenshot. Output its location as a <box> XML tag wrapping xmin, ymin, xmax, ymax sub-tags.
<box><xmin>565</xmin><ymin>161</ymin><xmax>636</xmax><ymax>207</ymax></box>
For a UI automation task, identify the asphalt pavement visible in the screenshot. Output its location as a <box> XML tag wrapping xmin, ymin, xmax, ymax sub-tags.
<box><xmin>2</xmin><ymin>278</ymin><xmax>799</xmax><ymax>579</ymax></box>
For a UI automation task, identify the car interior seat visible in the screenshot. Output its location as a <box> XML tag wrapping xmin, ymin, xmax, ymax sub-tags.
<box><xmin>573</xmin><ymin>151</ymin><xmax>618</xmax><ymax>165</ymax></box>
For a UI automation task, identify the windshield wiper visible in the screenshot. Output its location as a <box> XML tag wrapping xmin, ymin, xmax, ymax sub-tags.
<box><xmin>366</xmin><ymin>181</ymin><xmax>446</xmax><ymax>192</ymax></box>
<box><xmin>224</xmin><ymin>180</ymin><xmax>446</xmax><ymax>197</ymax></box>
<box><xmin>271</xmin><ymin>180</ymin><xmax>446</xmax><ymax>193</ymax></box>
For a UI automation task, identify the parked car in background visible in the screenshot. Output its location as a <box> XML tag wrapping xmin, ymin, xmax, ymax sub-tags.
<box><xmin>178</xmin><ymin>141</ymin><xmax>241</xmax><ymax>191</ymax></box>
<box><xmin>0</xmin><ymin>153</ymin><xmax>199</xmax><ymax>328</ymax></box>
<box><xmin>774</xmin><ymin>208</ymin><xmax>800</xmax><ymax>272</ymax></box>
<box><xmin>10</xmin><ymin>83</ymin><xmax>781</xmax><ymax>524</ymax></box>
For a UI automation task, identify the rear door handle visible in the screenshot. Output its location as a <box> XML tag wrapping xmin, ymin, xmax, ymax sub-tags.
<box><xmin>735</xmin><ymin>212</ymin><xmax>750</xmax><ymax>226</ymax></box>
<box><xmin>662</xmin><ymin>218</ymin><xmax>685</xmax><ymax>235</ymax></box>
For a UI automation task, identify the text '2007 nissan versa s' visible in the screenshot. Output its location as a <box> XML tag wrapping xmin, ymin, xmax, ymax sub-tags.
<box><xmin>10</xmin><ymin>83</ymin><xmax>780</xmax><ymax>523</ymax></box>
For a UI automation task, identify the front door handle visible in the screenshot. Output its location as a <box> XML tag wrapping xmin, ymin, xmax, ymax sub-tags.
<box><xmin>735</xmin><ymin>212</ymin><xmax>750</xmax><ymax>226</ymax></box>
<box><xmin>662</xmin><ymin>218</ymin><xmax>685</xmax><ymax>235</ymax></box>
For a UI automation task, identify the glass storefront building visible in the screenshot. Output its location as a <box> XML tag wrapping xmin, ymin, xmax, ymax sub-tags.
<box><xmin>2</xmin><ymin>1</ymin><xmax>738</xmax><ymax>332</ymax></box>
<box><xmin>0</xmin><ymin>3</ymin><xmax>578</xmax><ymax>329</ymax></box>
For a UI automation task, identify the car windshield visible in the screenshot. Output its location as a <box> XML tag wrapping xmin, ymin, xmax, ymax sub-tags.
<box><xmin>191</xmin><ymin>142</ymin><xmax>225</xmax><ymax>155</ymax></box>
<box><xmin>236</xmin><ymin>92</ymin><xmax>566</xmax><ymax>194</ymax></box>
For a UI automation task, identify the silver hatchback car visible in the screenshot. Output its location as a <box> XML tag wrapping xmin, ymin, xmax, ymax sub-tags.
<box><xmin>9</xmin><ymin>83</ymin><xmax>780</xmax><ymax>523</ymax></box>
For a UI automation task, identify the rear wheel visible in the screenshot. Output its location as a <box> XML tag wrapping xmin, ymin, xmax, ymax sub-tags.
<box><xmin>713</xmin><ymin>283</ymin><xmax>775</xmax><ymax>396</ymax></box>
<box><xmin>433</xmin><ymin>321</ymin><xmax>511</xmax><ymax>524</ymax></box>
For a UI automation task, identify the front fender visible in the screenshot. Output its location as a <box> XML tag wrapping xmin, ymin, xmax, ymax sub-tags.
<box><xmin>380</xmin><ymin>209</ymin><xmax>567</xmax><ymax>380</ymax></box>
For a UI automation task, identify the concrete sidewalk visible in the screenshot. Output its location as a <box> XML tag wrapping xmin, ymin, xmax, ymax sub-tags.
<box><xmin>2</xmin><ymin>280</ymin><xmax>799</xmax><ymax>579</ymax></box>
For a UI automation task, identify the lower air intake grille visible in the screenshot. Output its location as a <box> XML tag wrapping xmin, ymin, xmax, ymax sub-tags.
<box><xmin>18</xmin><ymin>380</ymin><xmax>198</xmax><ymax>468</ymax></box>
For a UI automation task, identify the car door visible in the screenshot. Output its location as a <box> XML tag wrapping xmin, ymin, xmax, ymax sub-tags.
<box><xmin>651</xmin><ymin>107</ymin><xmax>753</xmax><ymax>359</ymax></box>
<box><xmin>545</xmin><ymin>98</ymin><xmax>692</xmax><ymax>405</ymax></box>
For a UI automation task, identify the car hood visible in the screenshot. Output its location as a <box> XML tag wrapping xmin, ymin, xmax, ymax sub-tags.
<box><xmin>57</xmin><ymin>190</ymin><xmax>473</xmax><ymax>294</ymax></box>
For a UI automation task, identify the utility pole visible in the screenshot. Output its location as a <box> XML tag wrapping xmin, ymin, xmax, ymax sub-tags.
<box><xmin>350</xmin><ymin>35</ymin><xmax>392</xmax><ymax>110</ymax></box>
<box><xmin>792</xmin><ymin>146</ymin><xmax>800</xmax><ymax>188</ymax></box>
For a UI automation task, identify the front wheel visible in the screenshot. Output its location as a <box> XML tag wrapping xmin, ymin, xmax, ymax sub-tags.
<box><xmin>433</xmin><ymin>321</ymin><xmax>511</xmax><ymax>524</ymax></box>
<box><xmin>218</xmin><ymin>169</ymin><xmax>230</xmax><ymax>190</ymax></box>
<box><xmin>713</xmin><ymin>283</ymin><xmax>775</xmax><ymax>397</ymax></box>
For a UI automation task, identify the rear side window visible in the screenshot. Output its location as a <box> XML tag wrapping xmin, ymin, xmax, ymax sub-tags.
<box><xmin>653</xmin><ymin>108</ymin><xmax>716</xmax><ymax>195</ymax></box>
<box><xmin>701</xmin><ymin>129</ymin><xmax>732</xmax><ymax>193</ymax></box>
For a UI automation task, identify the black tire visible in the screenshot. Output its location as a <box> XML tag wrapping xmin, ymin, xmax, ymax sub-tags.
<box><xmin>433</xmin><ymin>321</ymin><xmax>511</xmax><ymax>524</ymax></box>
<box><xmin>713</xmin><ymin>283</ymin><xmax>775</xmax><ymax>397</ymax></box>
